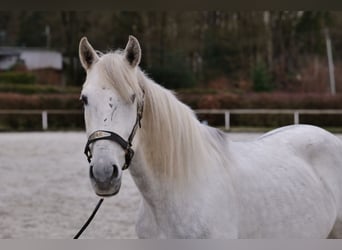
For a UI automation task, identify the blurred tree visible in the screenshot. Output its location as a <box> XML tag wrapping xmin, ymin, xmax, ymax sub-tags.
<box><xmin>0</xmin><ymin>11</ymin><xmax>341</xmax><ymax>92</ymax></box>
<box><xmin>17</xmin><ymin>12</ymin><xmax>46</xmax><ymax>47</ymax></box>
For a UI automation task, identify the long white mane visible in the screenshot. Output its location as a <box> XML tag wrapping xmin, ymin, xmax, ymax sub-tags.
<box><xmin>97</xmin><ymin>51</ymin><xmax>229</xmax><ymax>182</ymax></box>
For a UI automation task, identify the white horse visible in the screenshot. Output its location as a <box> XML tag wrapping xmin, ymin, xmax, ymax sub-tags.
<box><xmin>78</xmin><ymin>35</ymin><xmax>342</xmax><ymax>238</ymax></box>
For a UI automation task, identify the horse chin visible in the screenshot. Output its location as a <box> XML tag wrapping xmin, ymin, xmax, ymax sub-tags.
<box><xmin>91</xmin><ymin>180</ymin><xmax>121</xmax><ymax>197</ymax></box>
<box><xmin>95</xmin><ymin>189</ymin><xmax>120</xmax><ymax>197</ymax></box>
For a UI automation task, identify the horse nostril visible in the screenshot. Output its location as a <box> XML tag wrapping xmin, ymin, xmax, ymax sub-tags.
<box><xmin>89</xmin><ymin>164</ymin><xmax>119</xmax><ymax>182</ymax></box>
<box><xmin>112</xmin><ymin>165</ymin><xmax>119</xmax><ymax>179</ymax></box>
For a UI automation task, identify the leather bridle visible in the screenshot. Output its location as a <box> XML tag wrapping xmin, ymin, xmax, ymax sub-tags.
<box><xmin>84</xmin><ymin>96</ymin><xmax>144</xmax><ymax>170</ymax></box>
<box><xmin>75</xmin><ymin>94</ymin><xmax>144</xmax><ymax>239</ymax></box>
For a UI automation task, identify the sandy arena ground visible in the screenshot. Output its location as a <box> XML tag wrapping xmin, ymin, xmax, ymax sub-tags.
<box><xmin>0</xmin><ymin>131</ymin><xmax>340</xmax><ymax>239</ymax></box>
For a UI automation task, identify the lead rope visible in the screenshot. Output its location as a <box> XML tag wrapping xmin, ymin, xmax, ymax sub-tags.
<box><xmin>73</xmin><ymin>198</ymin><xmax>104</xmax><ymax>239</ymax></box>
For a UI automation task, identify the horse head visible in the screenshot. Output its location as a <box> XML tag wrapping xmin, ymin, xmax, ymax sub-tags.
<box><xmin>79</xmin><ymin>36</ymin><xmax>143</xmax><ymax>197</ymax></box>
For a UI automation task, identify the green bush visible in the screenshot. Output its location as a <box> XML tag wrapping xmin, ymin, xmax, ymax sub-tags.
<box><xmin>0</xmin><ymin>71</ymin><xmax>36</xmax><ymax>84</ymax></box>
<box><xmin>252</xmin><ymin>62</ymin><xmax>273</xmax><ymax>92</ymax></box>
<box><xmin>146</xmin><ymin>52</ymin><xmax>196</xmax><ymax>89</ymax></box>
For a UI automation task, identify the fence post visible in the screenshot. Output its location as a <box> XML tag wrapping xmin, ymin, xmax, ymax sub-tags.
<box><xmin>294</xmin><ymin>111</ymin><xmax>299</xmax><ymax>125</ymax></box>
<box><xmin>325</xmin><ymin>28</ymin><xmax>336</xmax><ymax>95</ymax></box>
<box><xmin>224</xmin><ymin>111</ymin><xmax>230</xmax><ymax>130</ymax></box>
<box><xmin>42</xmin><ymin>111</ymin><xmax>48</xmax><ymax>130</ymax></box>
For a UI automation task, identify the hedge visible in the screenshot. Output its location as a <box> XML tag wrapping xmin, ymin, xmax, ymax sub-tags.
<box><xmin>0</xmin><ymin>72</ymin><xmax>36</xmax><ymax>84</ymax></box>
<box><xmin>1</xmin><ymin>91</ymin><xmax>342</xmax><ymax>130</ymax></box>
<box><xmin>0</xmin><ymin>93</ymin><xmax>82</xmax><ymax>110</ymax></box>
<box><xmin>179</xmin><ymin>92</ymin><xmax>342</xmax><ymax>128</ymax></box>
<box><xmin>0</xmin><ymin>93</ymin><xmax>83</xmax><ymax>131</ymax></box>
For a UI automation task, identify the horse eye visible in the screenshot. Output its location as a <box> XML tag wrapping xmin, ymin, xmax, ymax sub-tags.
<box><xmin>80</xmin><ymin>95</ymin><xmax>88</xmax><ymax>105</ymax></box>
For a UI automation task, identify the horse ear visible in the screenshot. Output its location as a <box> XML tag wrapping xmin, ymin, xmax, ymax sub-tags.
<box><xmin>124</xmin><ymin>35</ymin><xmax>141</xmax><ymax>67</ymax></box>
<box><xmin>79</xmin><ymin>37</ymin><xmax>99</xmax><ymax>70</ymax></box>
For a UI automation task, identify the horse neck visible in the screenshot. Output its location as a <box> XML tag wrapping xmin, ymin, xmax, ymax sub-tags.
<box><xmin>136</xmin><ymin>71</ymin><xmax>228</xmax><ymax>185</ymax></box>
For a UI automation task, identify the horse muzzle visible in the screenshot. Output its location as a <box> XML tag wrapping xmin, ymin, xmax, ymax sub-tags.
<box><xmin>89</xmin><ymin>161</ymin><xmax>122</xmax><ymax>197</ymax></box>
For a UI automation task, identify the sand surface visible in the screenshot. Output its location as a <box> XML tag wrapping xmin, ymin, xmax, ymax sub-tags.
<box><xmin>0</xmin><ymin>131</ymin><xmax>337</xmax><ymax>238</ymax></box>
<box><xmin>0</xmin><ymin>132</ymin><xmax>140</xmax><ymax>239</ymax></box>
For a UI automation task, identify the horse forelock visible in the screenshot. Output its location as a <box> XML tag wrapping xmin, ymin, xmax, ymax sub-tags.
<box><xmin>96</xmin><ymin>51</ymin><xmax>144</xmax><ymax>103</ymax></box>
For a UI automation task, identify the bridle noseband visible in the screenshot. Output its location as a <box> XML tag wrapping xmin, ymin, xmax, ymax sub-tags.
<box><xmin>84</xmin><ymin>96</ymin><xmax>144</xmax><ymax>170</ymax></box>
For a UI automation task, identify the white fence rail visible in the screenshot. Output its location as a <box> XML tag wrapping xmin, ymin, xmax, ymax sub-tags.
<box><xmin>196</xmin><ymin>109</ymin><xmax>342</xmax><ymax>130</ymax></box>
<box><xmin>0</xmin><ymin>109</ymin><xmax>82</xmax><ymax>130</ymax></box>
<box><xmin>1</xmin><ymin>109</ymin><xmax>342</xmax><ymax>130</ymax></box>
